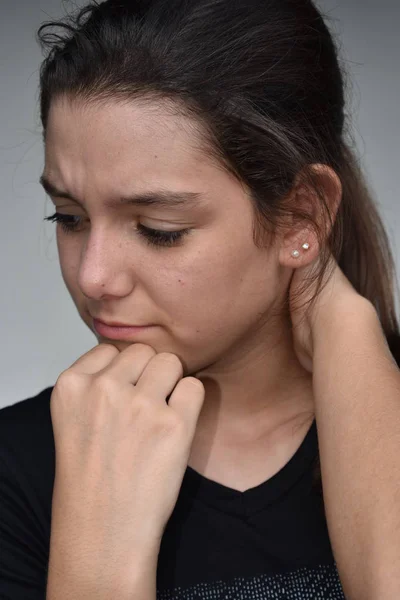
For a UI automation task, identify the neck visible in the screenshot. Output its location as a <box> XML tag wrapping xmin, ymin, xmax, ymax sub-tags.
<box><xmin>193</xmin><ymin>314</ymin><xmax>315</xmax><ymax>442</ymax></box>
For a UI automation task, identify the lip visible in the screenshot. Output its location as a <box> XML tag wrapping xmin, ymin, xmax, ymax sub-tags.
<box><xmin>93</xmin><ymin>318</ymin><xmax>156</xmax><ymax>340</ymax></box>
<box><xmin>95</xmin><ymin>318</ymin><xmax>148</xmax><ymax>327</ymax></box>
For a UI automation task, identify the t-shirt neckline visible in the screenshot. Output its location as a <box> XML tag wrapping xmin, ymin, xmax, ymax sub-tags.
<box><xmin>179</xmin><ymin>418</ymin><xmax>318</xmax><ymax>517</ymax></box>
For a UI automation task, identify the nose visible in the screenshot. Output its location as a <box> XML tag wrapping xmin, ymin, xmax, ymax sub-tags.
<box><xmin>77</xmin><ymin>231</ymin><xmax>136</xmax><ymax>300</ymax></box>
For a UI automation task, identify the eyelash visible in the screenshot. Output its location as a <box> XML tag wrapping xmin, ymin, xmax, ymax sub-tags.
<box><xmin>43</xmin><ymin>213</ymin><xmax>190</xmax><ymax>248</ymax></box>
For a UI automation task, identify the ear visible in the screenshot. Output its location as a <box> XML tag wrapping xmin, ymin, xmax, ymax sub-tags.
<box><xmin>278</xmin><ymin>163</ymin><xmax>342</xmax><ymax>268</ymax></box>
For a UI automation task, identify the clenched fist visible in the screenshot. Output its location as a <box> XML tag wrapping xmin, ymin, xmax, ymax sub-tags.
<box><xmin>48</xmin><ymin>342</ymin><xmax>205</xmax><ymax>592</ymax></box>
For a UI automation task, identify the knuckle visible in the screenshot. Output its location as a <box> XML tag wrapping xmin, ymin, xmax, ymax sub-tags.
<box><xmin>97</xmin><ymin>343</ymin><xmax>120</xmax><ymax>355</ymax></box>
<box><xmin>56</xmin><ymin>369</ymin><xmax>85</xmax><ymax>390</ymax></box>
<box><xmin>128</xmin><ymin>343</ymin><xmax>157</xmax><ymax>358</ymax></box>
<box><xmin>98</xmin><ymin>342</ymin><xmax>119</xmax><ymax>350</ymax></box>
<box><xmin>92</xmin><ymin>372</ymin><xmax>117</xmax><ymax>392</ymax></box>
<box><xmin>156</xmin><ymin>352</ymin><xmax>183</xmax><ymax>369</ymax></box>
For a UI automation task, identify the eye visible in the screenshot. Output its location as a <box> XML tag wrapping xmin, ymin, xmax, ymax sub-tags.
<box><xmin>43</xmin><ymin>213</ymin><xmax>191</xmax><ymax>248</ymax></box>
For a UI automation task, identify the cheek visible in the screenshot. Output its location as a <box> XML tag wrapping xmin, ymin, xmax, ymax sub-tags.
<box><xmin>57</xmin><ymin>240</ymin><xmax>82</xmax><ymax>299</ymax></box>
<box><xmin>153</xmin><ymin>247</ymin><xmax>276</xmax><ymax>334</ymax></box>
<box><xmin>151</xmin><ymin>256</ymin><xmax>279</xmax><ymax>375</ymax></box>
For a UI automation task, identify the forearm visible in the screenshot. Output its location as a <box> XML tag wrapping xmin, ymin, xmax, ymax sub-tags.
<box><xmin>45</xmin><ymin>475</ymin><xmax>161</xmax><ymax>600</ymax></box>
<box><xmin>46</xmin><ymin>531</ymin><xmax>159</xmax><ymax>600</ymax></box>
<box><xmin>312</xmin><ymin>297</ymin><xmax>400</xmax><ymax>600</ymax></box>
<box><xmin>46</xmin><ymin>556</ymin><xmax>158</xmax><ymax>600</ymax></box>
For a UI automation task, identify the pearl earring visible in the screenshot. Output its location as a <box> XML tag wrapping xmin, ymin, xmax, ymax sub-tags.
<box><xmin>291</xmin><ymin>242</ymin><xmax>310</xmax><ymax>258</ymax></box>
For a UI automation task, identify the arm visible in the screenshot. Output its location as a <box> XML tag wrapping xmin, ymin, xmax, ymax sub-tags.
<box><xmin>46</xmin><ymin>536</ymin><xmax>158</xmax><ymax>600</ymax></box>
<box><xmin>0</xmin><ymin>450</ymin><xmax>47</xmax><ymax>599</ymax></box>
<box><xmin>46</xmin><ymin>475</ymin><xmax>159</xmax><ymax>600</ymax></box>
<box><xmin>312</xmin><ymin>297</ymin><xmax>400</xmax><ymax>600</ymax></box>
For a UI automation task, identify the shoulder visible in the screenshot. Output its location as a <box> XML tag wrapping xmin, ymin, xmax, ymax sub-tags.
<box><xmin>0</xmin><ymin>387</ymin><xmax>55</xmax><ymax>594</ymax></box>
<box><xmin>0</xmin><ymin>385</ymin><xmax>54</xmax><ymax>446</ymax></box>
<box><xmin>0</xmin><ymin>386</ymin><xmax>56</xmax><ymax>499</ymax></box>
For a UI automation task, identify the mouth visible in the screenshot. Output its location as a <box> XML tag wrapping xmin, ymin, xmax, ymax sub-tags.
<box><xmin>93</xmin><ymin>318</ymin><xmax>157</xmax><ymax>340</ymax></box>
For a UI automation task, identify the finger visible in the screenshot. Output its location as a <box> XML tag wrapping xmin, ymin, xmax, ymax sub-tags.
<box><xmin>68</xmin><ymin>343</ymin><xmax>120</xmax><ymax>375</ymax></box>
<box><xmin>168</xmin><ymin>377</ymin><xmax>205</xmax><ymax>435</ymax></box>
<box><xmin>95</xmin><ymin>343</ymin><xmax>158</xmax><ymax>384</ymax></box>
<box><xmin>133</xmin><ymin>353</ymin><xmax>184</xmax><ymax>404</ymax></box>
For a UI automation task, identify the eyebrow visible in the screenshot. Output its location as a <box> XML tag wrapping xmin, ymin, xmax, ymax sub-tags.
<box><xmin>39</xmin><ymin>175</ymin><xmax>204</xmax><ymax>210</ymax></box>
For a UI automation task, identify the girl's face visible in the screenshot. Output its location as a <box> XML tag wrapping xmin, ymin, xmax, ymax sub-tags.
<box><xmin>42</xmin><ymin>96</ymin><xmax>291</xmax><ymax>377</ymax></box>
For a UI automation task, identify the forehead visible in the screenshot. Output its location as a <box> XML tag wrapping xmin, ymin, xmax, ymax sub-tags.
<box><xmin>44</xmin><ymin>96</ymin><xmax>217</xmax><ymax>189</ymax></box>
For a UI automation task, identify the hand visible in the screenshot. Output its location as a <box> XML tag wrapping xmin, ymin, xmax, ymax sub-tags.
<box><xmin>288</xmin><ymin>252</ymin><xmax>362</xmax><ymax>373</ymax></box>
<box><xmin>49</xmin><ymin>343</ymin><xmax>205</xmax><ymax>588</ymax></box>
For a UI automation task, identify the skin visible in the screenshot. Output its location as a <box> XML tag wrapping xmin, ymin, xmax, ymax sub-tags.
<box><xmin>42</xmin><ymin>95</ymin><xmax>334</xmax><ymax>490</ymax></box>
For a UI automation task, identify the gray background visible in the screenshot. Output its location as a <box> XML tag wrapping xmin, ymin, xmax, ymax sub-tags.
<box><xmin>1</xmin><ymin>0</ymin><xmax>399</xmax><ymax>408</ymax></box>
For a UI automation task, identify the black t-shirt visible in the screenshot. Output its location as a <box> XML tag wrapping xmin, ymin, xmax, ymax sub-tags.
<box><xmin>1</xmin><ymin>334</ymin><xmax>399</xmax><ymax>599</ymax></box>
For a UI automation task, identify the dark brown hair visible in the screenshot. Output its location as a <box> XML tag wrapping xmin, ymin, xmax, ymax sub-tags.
<box><xmin>36</xmin><ymin>0</ymin><xmax>400</xmax><ymax>494</ymax></box>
